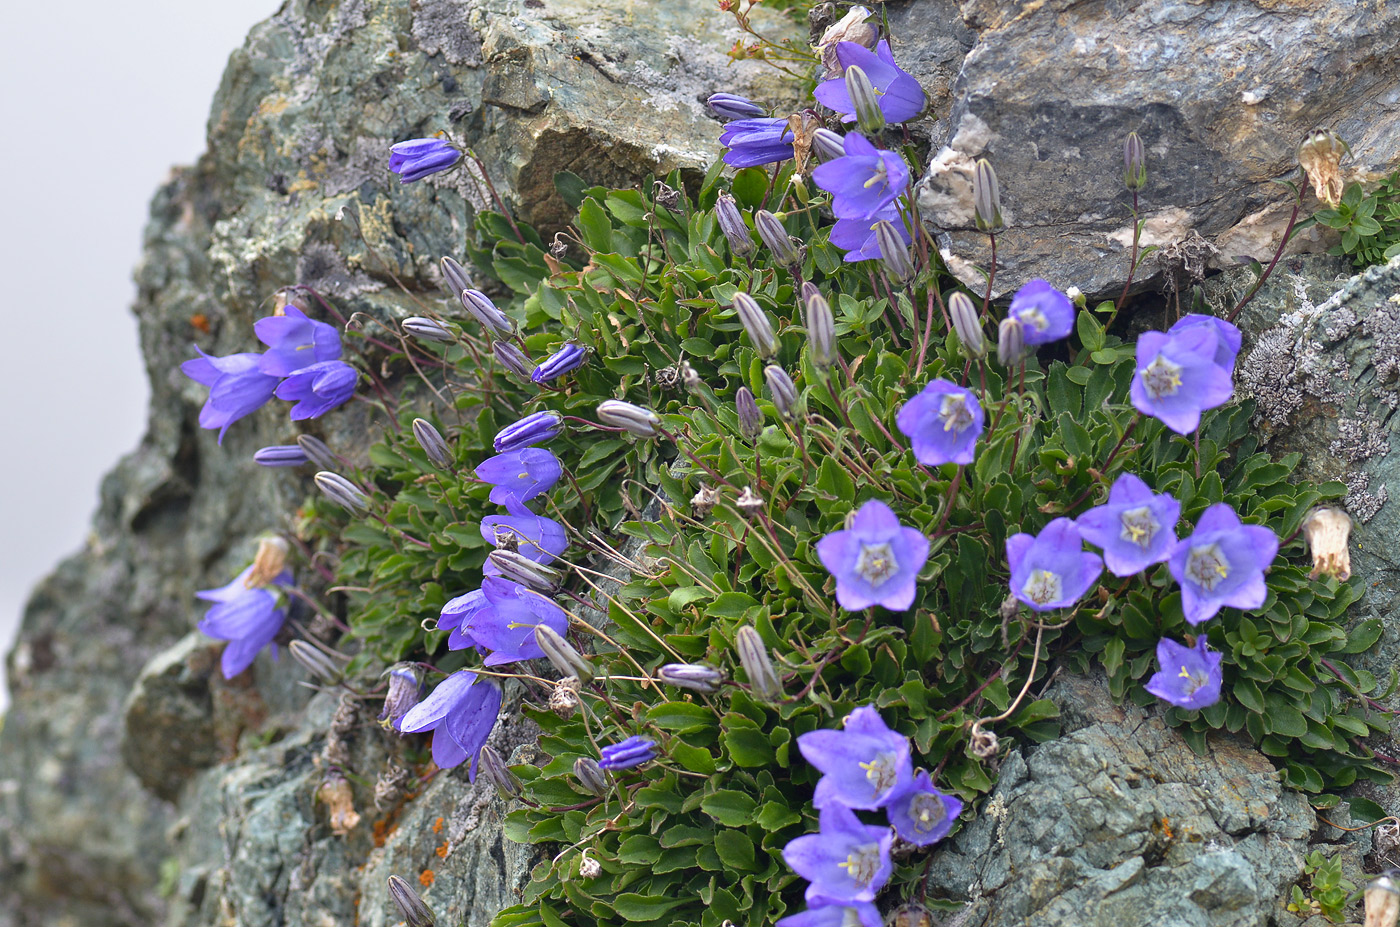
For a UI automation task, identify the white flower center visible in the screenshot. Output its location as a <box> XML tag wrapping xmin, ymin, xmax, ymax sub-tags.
<box><xmin>1119</xmin><ymin>506</ymin><xmax>1159</xmax><ymax>550</ymax></box>
<box><xmin>858</xmin><ymin>752</ymin><xmax>900</xmax><ymax>794</ymax></box>
<box><xmin>1022</xmin><ymin>568</ymin><xmax>1062</xmax><ymax>605</ymax></box>
<box><xmin>939</xmin><ymin>394</ymin><xmax>973</xmax><ymax>433</ymax></box>
<box><xmin>1185</xmin><ymin>542</ymin><xmax>1230</xmax><ymax>591</ymax></box>
<box><xmin>1140</xmin><ymin>354</ymin><xmax>1183</xmax><ymax>399</ymax></box>
<box><xmin>1177</xmin><ymin>664</ymin><xmax>1210</xmax><ymax>696</ymax></box>
<box><xmin>837</xmin><ymin>842</ymin><xmax>882</xmax><ymax>886</ymax></box>
<box><xmin>908</xmin><ymin>792</ymin><xmax>948</xmax><ymax>835</ymax></box>
<box><xmin>1017</xmin><ymin>306</ymin><xmax>1049</xmax><ymax>333</ymax></box>
<box><xmin>856</xmin><ymin>542</ymin><xmax>898</xmax><ymax>586</ymax></box>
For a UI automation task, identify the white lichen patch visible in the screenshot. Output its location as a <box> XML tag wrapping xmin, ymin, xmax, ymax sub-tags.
<box><xmin>1105</xmin><ymin>207</ymin><xmax>1194</xmax><ymax>252</ymax></box>
<box><xmin>918</xmin><ymin>114</ymin><xmax>995</xmax><ymax>228</ymax></box>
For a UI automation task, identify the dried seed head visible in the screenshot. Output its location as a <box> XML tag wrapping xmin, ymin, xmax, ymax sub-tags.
<box><xmin>691</xmin><ymin>483</ymin><xmax>721</xmax><ymax>519</ymax></box>
<box><xmin>1123</xmin><ymin>132</ymin><xmax>1147</xmax><ymax>192</ymax></box>
<box><xmin>548</xmin><ymin>677</ymin><xmax>582</xmax><ymax>718</ymax></box>
<box><xmin>815</xmin><ymin>5</ymin><xmax>877</xmax><ymax>78</ymax></box>
<box><xmin>736</xmin><ymin>485</ymin><xmax>765</xmax><ymax>518</ymax></box>
<box><xmin>412</xmin><ymin>418</ymin><xmax>454</xmax><ymax>470</ymax></box>
<box><xmin>736</xmin><ymin>387</ymin><xmax>764</xmax><ymax>442</ymax></box>
<box><xmin>246</xmin><ymin>535</ymin><xmax>290</xmax><ymax>588</ymax></box>
<box><xmin>1302</xmin><ymin>506</ymin><xmax>1353</xmax><ymax>581</ymax></box>
<box><xmin>578</xmin><ymin>853</ymin><xmax>602</xmax><ymax>879</ymax></box>
<box><xmin>973</xmin><ymin>158</ymin><xmax>1003</xmax><ymax>232</ymax></box>
<box><xmin>969</xmin><ymin>724</ymin><xmax>999</xmax><ymax>759</ymax></box>
<box><xmin>373</xmin><ymin>763</ymin><xmax>412</xmax><ymax>811</ymax></box>
<box><xmin>387</xmin><ymin>874</ymin><xmax>436</xmax><ymax>927</ymax></box>
<box><xmin>787</xmin><ymin>111</ymin><xmax>823</xmax><ymax>175</ymax></box>
<box><xmin>733</xmin><ymin>292</ymin><xmax>778</xmax><ymax>358</ymax></box>
<box><xmin>949</xmin><ymin>292</ymin><xmax>986</xmax><ymax>358</ymax></box>
<box><xmin>845</xmin><ymin>65</ymin><xmax>885</xmax><ymax>135</ymax></box>
<box><xmin>653</xmin><ymin>180</ymin><xmax>683</xmax><ymax>211</ymax></box>
<box><xmin>735</xmin><ymin>626</ymin><xmax>782</xmax><ymax>700</ymax></box>
<box><xmin>1298</xmin><ymin>129</ymin><xmax>1348</xmax><ymax>207</ymax></box>
<box><xmin>316</xmin><ymin>774</ymin><xmax>361</xmax><ymax>836</ymax></box>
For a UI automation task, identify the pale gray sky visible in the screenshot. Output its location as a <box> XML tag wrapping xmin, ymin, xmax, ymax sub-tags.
<box><xmin>0</xmin><ymin>1</ymin><xmax>279</xmax><ymax>713</ymax></box>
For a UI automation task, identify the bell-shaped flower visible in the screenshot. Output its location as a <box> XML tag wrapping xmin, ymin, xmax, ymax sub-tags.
<box><xmin>1144</xmin><ymin>636</ymin><xmax>1223</xmax><ymax>709</ymax></box>
<box><xmin>708</xmin><ymin>93</ymin><xmax>766</xmax><ymax>121</ymax></box>
<box><xmin>438</xmin><ymin>588</ymin><xmax>489</xmax><ymax>652</ymax></box>
<box><xmin>1129</xmin><ymin>325</ymin><xmax>1234</xmax><ymax>435</ymax></box>
<box><xmin>480</xmin><ymin>496</ymin><xmax>568</xmax><ymax>564</ymax></box>
<box><xmin>181</xmin><ymin>348</ymin><xmax>280</xmax><ymax>444</ymax></box>
<box><xmin>474</xmin><ymin>448</ymin><xmax>563</xmax><ymax>504</ymax></box>
<box><xmin>532</xmin><ymin>343</ymin><xmax>588</xmax><ymax>383</ymax></box>
<box><xmin>816</xmin><ymin>500</ymin><xmax>930</xmax><ymax>611</ymax></box>
<box><xmin>254</xmin><ymin>305</ymin><xmax>342</xmax><ymax>376</ymax></box>
<box><xmin>798</xmin><ymin>705</ymin><xmax>911</xmax><ymax>810</ymax></box>
<box><xmin>885</xmin><ymin>770</ymin><xmax>963</xmax><ymax>846</ymax></box>
<box><xmin>1005</xmin><ymin>518</ymin><xmax>1103</xmax><ymax>612</ymax></box>
<box><xmin>196</xmin><ymin>564</ymin><xmax>294</xmax><ymax>679</ymax></box>
<box><xmin>829</xmin><ymin>202</ymin><xmax>911</xmax><ymax>262</ymax></box>
<box><xmin>397</xmin><ymin>670</ymin><xmax>502</xmax><ymax>776</ymax></box>
<box><xmin>388</xmin><ymin>137</ymin><xmax>463</xmax><ymax>184</ymax></box>
<box><xmin>782</xmin><ymin>804</ymin><xmax>893</xmax><ymax>903</ymax></box>
<box><xmin>443</xmin><ymin>578</ymin><xmax>569</xmax><ymax>664</ymax></box>
<box><xmin>1007</xmin><ymin>280</ymin><xmax>1074</xmax><ymax>346</ymax></box>
<box><xmin>599</xmin><ymin>735</ymin><xmax>657</xmax><ymax>770</ymax></box>
<box><xmin>1167</xmin><ymin>313</ymin><xmax>1242</xmax><ymax>374</ymax></box>
<box><xmin>275</xmin><ymin>360</ymin><xmax>357</xmax><ymax>420</ymax></box>
<box><xmin>896</xmin><ymin>379</ymin><xmax>984</xmax><ymax>466</ymax></box>
<box><xmin>776</xmin><ymin>900</ymin><xmax>882</xmax><ymax>927</ymax></box>
<box><xmin>1168</xmin><ymin>503</ymin><xmax>1278</xmax><ymax>625</ymax></box>
<box><xmin>494</xmin><ymin>411</ymin><xmax>564</xmax><ymax>453</ymax></box>
<box><xmin>1074</xmin><ymin>473</ymin><xmax>1181</xmax><ymax>577</ymax></box>
<box><xmin>811</xmin><ymin>133</ymin><xmax>909</xmax><ymax>220</ymax></box>
<box><xmin>813</xmin><ymin>41</ymin><xmax>927</xmax><ymax>125</ymax></box>
<box><xmin>719</xmin><ymin>118</ymin><xmax>795</xmax><ymax>168</ymax></box>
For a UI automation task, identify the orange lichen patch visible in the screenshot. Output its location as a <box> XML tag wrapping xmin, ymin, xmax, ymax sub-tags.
<box><xmin>436</xmin><ymin>840</ymin><xmax>451</xmax><ymax>859</ymax></box>
<box><xmin>419</xmin><ymin>869</ymin><xmax>435</xmax><ymax>888</ymax></box>
<box><xmin>372</xmin><ymin>806</ymin><xmax>404</xmax><ymax>848</ymax></box>
<box><xmin>431</xmin><ymin>816</ymin><xmax>444</xmax><ymax>835</ymax></box>
<box><xmin>189</xmin><ymin>313</ymin><xmax>211</xmax><ymax>333</ymax></box>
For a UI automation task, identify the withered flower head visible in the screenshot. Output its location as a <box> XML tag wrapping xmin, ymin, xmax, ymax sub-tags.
<box><xmin>1302</xmin><ymin>506</ymin><xmax>1353</xmax><ymax>581</ymax></box>
<box><xmin>1298</xmin><ymin>130</ymin><xmax>1349</xmax><ymax>207</ymax></box>
<box><xmin>814</xmin><ymin>5</ymin><xmax>877</xmax><ymax>79</ymax></box>
<box><xmin>245</xmin><ymin>536</ymin><xmax>290</xmax><ymax>588</ymax></box>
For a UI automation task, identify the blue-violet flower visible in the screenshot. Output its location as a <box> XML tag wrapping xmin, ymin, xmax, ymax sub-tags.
<box><xmin>1144</xmin><ymin>636</ymin><xmax>1223</xmax><ymax>709</ymax></box>
<box><xmin>782</xmin><ymin>804</ymin><xmax>893</xmax><ymax>903</ymax></box>
<box><xmin>397</xmin><ymin>670</ymin><xmax>502</xmax><ymax>776</ymax></box>
<box><xmin>388</xmin><ymin>137</ymin><xmax>463</xmax><ymax>184</ymax></box>
<box><xmin>895</xmin><ymin>378</ymin><xmax>984</xmax><ymax>466</ymax></box>
<box><xmin>775</xmin><ymin>901</ymin><xmax>882</xmax><ymax>927</ymax></box>
<box><xmin>1005</xmin><ymin>518</ymin><xmax>1104</xmax><ymax>611</ymax></box>
<box><xmin>816</xmin><ymin>499</ymin><xmax>929</xmax><ymax>611</ymax></box>
<box><xmin>1129</xmin><ymin>324</ymin><xmax>1234</xmax><ymax>435</ymax></box>
<box><xmin>196</xmin><ymin>564</ymin><xmax>294</xmax><ymax>679</ymax></box>
<box><xmin>813</xmin><ymin>41</ymin><xmax>927</xmax><ymax>125</ymax></box>
<box><xmin>885</xmin><ymin>770</ymin><xmax>964</xmax><ymax>846</ymax></box>
<box><xmin>719</xmin><ymin>118</ymin><xmax>795</xmax><ymax>168</ymax></box>
<box><xmin>254</xmin><ymin>305</ymin><xmax>342</xmax><ymax>376</ymax></box>
<box><xmin>1074</xmin><ymin>473</ymin><xmax>1181</xmax><ymax>577</ymax></box>
<box><xmin>275</xmin><ymin>360</ymin><xmax>358</xmax><ymax>420</ymax></box>
<box><xmin>811</xmin><ymin>133</ymin><xmax>909</xmax><ymax>220</ymax></box>
<box><xmin>599</xmin><ymin>735</ymin><xmax>657</xmax><ymax>770</ymax></box>
<box><xmin>1168</xmin><ymin>503</ymin><xmax>1278</xmax><ymax>625</ymax></box>
<box><xmin>181</xmin><ymin>348</ymin><xmax>280</xmax><ymax>444</ymax></box>
<box><xmin>1006</xmin><ymin>280</ymin><xmax>1075</xmax><ymax>346</ymax></box>
<box><xmin>797</xmin><ymin>705</ymin><xmax>912</xmax><ymax>809</ymax></box>
<box><xmin>1168</xmin><ymin>313</ymin><xmax>1242</xmax><ymax>374</ymax></box>
<box><xmin>531</xmin><ymin>343</ymin><xmax>587</xmax><ymax>383</ymax></box>
<box><xmin>480</xmin><ymin>495</ymin><xmax>568</xmax><ymax>564</ymax></box>
<box><xmin>447</xmin><ymin>577</ymin><xmax>570</xmax><ymax>665</ymax></box>
<box><xmin>829</xmin><ymin>202</ymin><xmax>911</xmax><ymax>262</ymax></box>
<box><xmin>474</xmin><ymin>448</ymin><xmax>563</xmax><ymax>504</ymax></box>
<box><xmin>494</xmin><ymin>411</ymin><xmax>564</xmax><ymax>453</ymax></box>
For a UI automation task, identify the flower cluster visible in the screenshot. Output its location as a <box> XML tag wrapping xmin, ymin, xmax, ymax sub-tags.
<box><xmin>181</xmin><ymin>304</ymin><xmax>357</xmax><ymax>444</ymax></box>
<box><xmin>195</xmin><ymin>538</ymin><xmax>295</xmax><ymax>679</ymax></box>
<box><xmin>781</xmin><ymin>707</ymin><xmax>962</xmax><ymax>926</ymax></box>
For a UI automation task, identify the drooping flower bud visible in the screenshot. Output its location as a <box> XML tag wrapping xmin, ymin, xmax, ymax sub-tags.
<box><xmin>763</xmin><ymin>365</ymin><xmax>799</xmax><ymax>421</ymax></box>
<box><xmin>811</xmin><ymin>127</ymin><xmax>846</xmax><ymax>162</ymax></box>
<box><xmin>489</xmin><ymin>549</ymin><xmax>562</xmax><ymax>593</ymax></box>
<box><xmin>440</xmin><ymin>255</ymin><xmax>474</xmax><ymax>297</ymax></box>
<box><xmin>707</xmin><ymin>92</ymin><xmax>766</xmax><ymax>121</ymax></box>
<box><xmin>574</xmin><ymin>757</ymin><xmax>610</xmax><ymax>796</ymax></box>
<box><xmin>288</xmin><ymin>640</ymin><xmax>345</xmax><ymax>684</ymax></box>
<box><xmin>948</xmin><ymin>292</ymin><xmax>986</xmax><ymax>358</ymax></box>
<box><xmin>296</xmin><ymin>434</ymin><xmax>339</xmax><ymax>470</ymax></box>
<box><xmin>802</xmin><ymin>284</ymin><xmax>836</xmax><ymax>369</ymax></box>
<box><xmin>411</xmin><ymin>418</ymin><xmax>453</xmax><ymax>469</ymax></box>
<box><xmin>253</xmin><ymin>445</ymin><xmax>309</xmax><ymax>468</ymax></box>
<box><xmin>1123</xmin><ymin>131</ymin><xmax>1147</xmax><ymax>192</ymax></box>
<box><xmin>874</xmin><ymin>219</ymin><xmax>913</xmax><ymax>284</ymax></box>
<box><xmin>494</xmin><ymin>411</ymin><xmax>565</xmax><ymax>453</ymax></box>
<box><xmin>402</xmin><ymin>317</ymin><xmax>455</xmax><ymax>343</ymax></box>
<box><xmin>736</xmin><ymin>387</ymin><xmax>764</xmax><ymax>441</ymax></box>
<box><xmin>845</xmin><ymin>65</ymin><xmax>886</xmax><ymax>135</ymax></box>
<box><xmin>658</xmin><ymin>663</ymin><xmax>725</xmax><ymax>694</ymax></box>
<box><xmin>461</xmin><ymin>289</ymin><xmax>515</xmax><ymax>337</ymax></box>
<box><xmin>379</xmin><ymin>663</ymin><xmax>425</xmax><ymax>728</ymax></box>
<box><xmin>535</xmin><ymin>625</ymin><xmax>595</xmax><ymax>683</ymax></box>
<box><xmin>973</xmin><ymin>158</ymin><xmax>1003</xmax><ymax>232</ymax></box>
<box><xmin>478</xmin><ymin>744</ymin><xmax>523</xmax><ymax>800</ymax></box>
<box><xmin>492</xmin><ymin>341</ymin><xmax>534</xmax><ymax>379</ymax></box>
<box><xmin>735</xmin><ymin>626</ymin><xmax>782</xmax><ymax>700</ymax></box>
<box><xmin>315</xmin><ymin>471</ymin><xmax>370</xmax><ymax>513</ymax></box>
<box><xmin>996</xmin><ymin>317</ymin><xmax>1025</xmax><ymax>366</ymax></box>
<box><xmin>599</xmin><ymin>736</ymin><xmax>658</xmax><ymax>770</ymax></box>
<box><xmin>755</xmin><ymin>210</ymin><xmax>801</xmax><ymax>268</ymax></box>
<box><xmin>246</xmin><ymin>536</ymin><xmax>290</xmax><ymax>588</ymax></box>
<box><xmin>596</xmin><ymin>400</ymin><xmax>661</xmax><ymax>438</ymax></box>
<box><xmin>387</xmin><ymin>875</ymin><xmax>436</xmax><ymax>927</ymax></box>
<box><xmin>1302</xmin><ymin>506</ymin><xmax>1353</xmax><ymax>581</ymax></box>
<box><xmin>733</xmin><ymin>292</ymin><xmax>779</xmax><ymax>358</ymax></box>
<box><xmin>532</xmin><ymin>343</ymin><xmax>588</xmax><ymax>383</ymax></box>
<box><xmin>715</xmin><ymin>192</ymin><xmax>754</xmax><ymax>257</ymax></box>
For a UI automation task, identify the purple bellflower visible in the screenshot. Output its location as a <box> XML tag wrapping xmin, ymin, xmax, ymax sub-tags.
<box><xmin>829</xmin><ymin>202</ymin><xmax>912</xmax><ymax>262</ymax></box>
<box><xmin>1168</xmin><ymin>313</ymin><xmax>1242</xmax><ymax>373</ymax></box>
<box><xmin>776</xmin><ymin>900</ymin><xmax>882</xmax><ymax>927</ymax></box>
<box><xmin>1168</xmin><ymin>503</ymin><xmax>1279</xmax><ymax>625</ymax></box>
<box><xmin>719</xmin><ymin>117</ymin><xmax>796</xmax><ymax>168</ymax></box>
<box><xmin>816</xmin><ymin>499</ymin><xmax>930</xmax><ymax>611</ymax></box>
<box><xmin>782</xmin><ymin>804</ymin><xmax>894</xmax><ymax>904</ymax></box>
<box><xmin>474</xmin><ymin>448</ymin><xmax>563</xmax><ymax>504</ymax></box>
<box><xmin>708</xmin><ymin>93</ymin><xmax>766</xmax><ymax>121</ymax></box>
<box><xmin>813</xmin><ymin>41</ymin><xmax>927</xmax><ymax>125</ymax></box>
<box><xmin>445</xmin><ymin>577</ymin><xmax>570</xmax><ymax>665</ymax></box>
<box><xmin>275</xmin><ymin>359</ymin><xmax>358</xmax><ymax>420</ymax></box>
<box><xmin>254</xmin><ymin>306</ymin><xmax>342</xmax><ymax>376</ymax></box>
<box><xmin>1005</xmin><ymin>518</ymin><xmax>1104</xmax><ymax>611</ymax></box>
<box><xmin>1074</xmin><ymin>473</ymin><xmax>1181</xmax><ymax>577</ymax></box>
<box><xmin>388</xmin><ymin>137</ymin><xmax>463</xmax><ymax>183</ymax></box>
<box><xmin>895</xmin><ymin>378</ymin><xmax>984</xmax><ymax>466</ymax></box>
<box><xmin>885</xmin><ymin>770</ymin><xmax>964</xmax><ymax>846</ymax></box>
<box><xmin>181</xmin><ymin>348</ymin><xmax>280</xmax><ymax>444</ymax></box>
<box><xmin>437</xmin><ymin>588</ymin><xmax>489</xmax><ymax>652</ymax></box>
<box><xmin>196</xmin><ymin>564</ymin><xmax>294</xmax><ymax>679</ymax></box>
<box><xmin>253</xmin><ymin>445</ymin><xmax>309</xmax><ymax>467</ymax></box>
<box><xmin>397</xmin><ymin>670</ymin><xmax>502</xmax><ymax>776</ymax></box>
<box><xmin>599</xmin><ymin>735</ymin><xmax>657</xmax><ymax>770</ymax></box>
<box><xmin>1006</xmin><ymin>280</ymin><xmax>1075</xmax><ymax>346</ymax></box>
<box><xmin>531</xmin><ymin>343</ymin><xmax>587</xmax><ymax>383</ymax></box>
<box><xmin>811</xmin><ymin>133</ymin><xmax>910</xmax><ymax>220</ymax></box>
<box><xmin>494</xmin><ymin>411</ymin><xmax>564</xmax><ymax>453</ymax></box>
<box><xmin>480</xmin><ymin>496</ymin><xmax>568</xmax><ymax>563</ymax></box>
<box><xmin>1144</xmin><ymin>636</ymin><xmax>1223</xmax><ymax>709</ymax></box>
<box><xmin>1130</xmin><ymin>325</ymin><xmax>1234</xmax><ymax>435</ymax></box>
<box><xmin>797</xmin><ymin>705</ymin><xmax>912</xmax><ymax>810</ymax></box>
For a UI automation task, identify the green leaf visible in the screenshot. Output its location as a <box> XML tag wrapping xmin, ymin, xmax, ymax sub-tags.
<box><xmin>647</xmin><ymin>701</ymin><xmax>718</xmax><ymax>734</ymax></box>
<box><xmin>754</xmin><ymin>801</ymin><xmax>802</xmax><ymax>831</ymax></box>
<box><xmin>700</xmin><ymin>790</ymin><xmax>757</xmax><ymax>827</ymax></box>
<box><xmin>613</xmin><ymin>894</ymin><xmax>690</xmax><ymax>921</ymax></box>
<box><xmin>1076</xmin><ymin>310</ymin><xmax>1106</xmax><ymax>353</ymax></box>
<box><xmin>1266</xmin><ymin>704</ymin><xmax>1308</xmax><ymax>737</ymax></box>
<box><xmin>713</xmin><ymin>829</ymin><xmax>758</xmax><ymax>871</ymax></box>
<box><xmin>577</xmin><ymin>197</ymin><xmax>613</xmax><ymax>252</ymax></box>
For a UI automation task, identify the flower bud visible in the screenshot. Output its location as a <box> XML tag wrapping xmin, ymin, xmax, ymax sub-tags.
<box><xmin>253</xmin><ymin>444</ymin><xmax>309</xmax><ymax>468</ymax></box>
<box><xmin>411</xmin><ymin>418</ymin><xmax>453</xmax><ymax>469</ymax></box>
<box><xmin>996</xmin><ymin>317</ymin><xmax>1025</xmax><ymax>367</ymax></box>
<box><xmin>845</xmin><ymin>65</ymin><xmax>886</xmax><ymax>135</ymax></box>
<box><xmin>387</xmin><ymin>875</ymin><xmax>436</xmax><ymax>927</ymax></box>
<box><xmin>288</xmin><ymin>640</ymin><xmax>345</xmax><ymax>684</ymax></box>
<box><xmin>733</xmin><ymin>293</ymin><xmax>778</xmax><ymax>357</ymax></box>
<box><xmin>532</xmin><ymin>343</ymin><xmax>588</xmax><ymax>383</ymax></box>
<box><xmin>707</xmin><ymin>92</ymin><xmax>765</xmax><ymax>120</ymax></box>
<box><xmin>461</xmin><ymin>289</ymin><xmax>515</xmax><ymax>337</ymax></box>
<box><xmin>315</xmin><ymin>471</ymin><xmax>370</xmax><ymax>513</ymax></box>
<box><xmin>599</xmin><ymin>736</ymin><xmax>658</xmax><ymax>770</ymax></box>
<box><xmin>658</xmin><ymin>663</ymin><xmax>724</xmax><ymax>694</ymax></box>
<box><xmin>478</xmin><ymin>744</ymin><xmax>523</xmax><ymax>800</ymax></box>
<box><xmin>1364</xmin><ymin>872</ymin><xmax>1400</xmax><ymax>927</ymax></box>
<box><xmin>402</xmin><ymin>317</ymin><xmax>455</xmax><ymax>343</ymax></box>
<box><xmin>494</xmin><ymin>411</ymin><xmax>564</xmax><ymax>453</ymax></box>
<box><xmin>736</xmin><ymin>387</ymin><xmax>764</xmax><ymax>441</ymax></box>
<box><xmin>802</xmin><ymin>285</ymin><xmax>836</xmax><ymax>369</ymax></box>
<box><xmin>596</xmin><ymin>400</ymin><xmax>661</xmax><ymax>438</ymax></box>
<box><xmin>763</xmin><ymin>365</ymin><xmax>799</xmax><ymax>421</ymax></box>
<box><xmin>973</xmin><ymin>158</ymin><xmax>1003</xmax><ymax>232</ymax></box>
<box><xmin>1302</xmin><ymin>506</ymin><xmax>1352</xmax><ymax>582</ymax></box>
<box><xmin>296</xmin><ymin>434</ymin><xmax>339</xmax><ymax>470</ymax></box>
<box><xmin>755</xmin><ymin>210</ymin><xmax>801</xmax><ymax>268</ymax></box>
<box><xmin>874</xmin><ymin>220</ymin><xmax>913</xmax><ymax>284</ymax></box>
<box><xmin>246</xmin><ymin>536</ymin><xmax>290</xmax><ymax>588</ymax></box>
<box><xmin>715</xmin><ymin>192</ymin><xmax>754</xmax><ymax>257</ymax></box>
<box><xmin>489</xmin><ymin>549</ymin><xmax>562</xmax><ymax>593</ymax></box>
<box><xmin>574</xmin><ymin>757</ymin><xmax>610</xmax><ymax>796</ymax></box>
<box><xmin>440</xmin><ymin>255</ymin><xmax>474</xmax><ymax>297</ymax></box>
<box><xmin>811</xmin><ymin>127</ymin><xmax>846</xmax><ymax>162</ymax></box>
<box><xmin>492</xmin><ymin>341</ymin><xmax>534</xmax><ymax>379</ymax></box>
<box><xmin>735</xmin><ymin>626</ymin><xmax>781</xmax><ymax>700</ymax></box>
<box><xmin>948</xmin><ymin>292</ymin><xmax>986</xmax><ymax>358</ymax></box>
<box><xmin>1123</xmin><ymin>131</ymin><xmax>1147</xmax><ymax>192</ymax></box>
<box><xmin>535</xmin><ymin>625</ymin><xmax>595</xmax><ymax>683</ymax></box>
<box><xmin>379</xmin><ymin>663</ymin><xmax>424</xmax><ymax>728</ymax></box>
